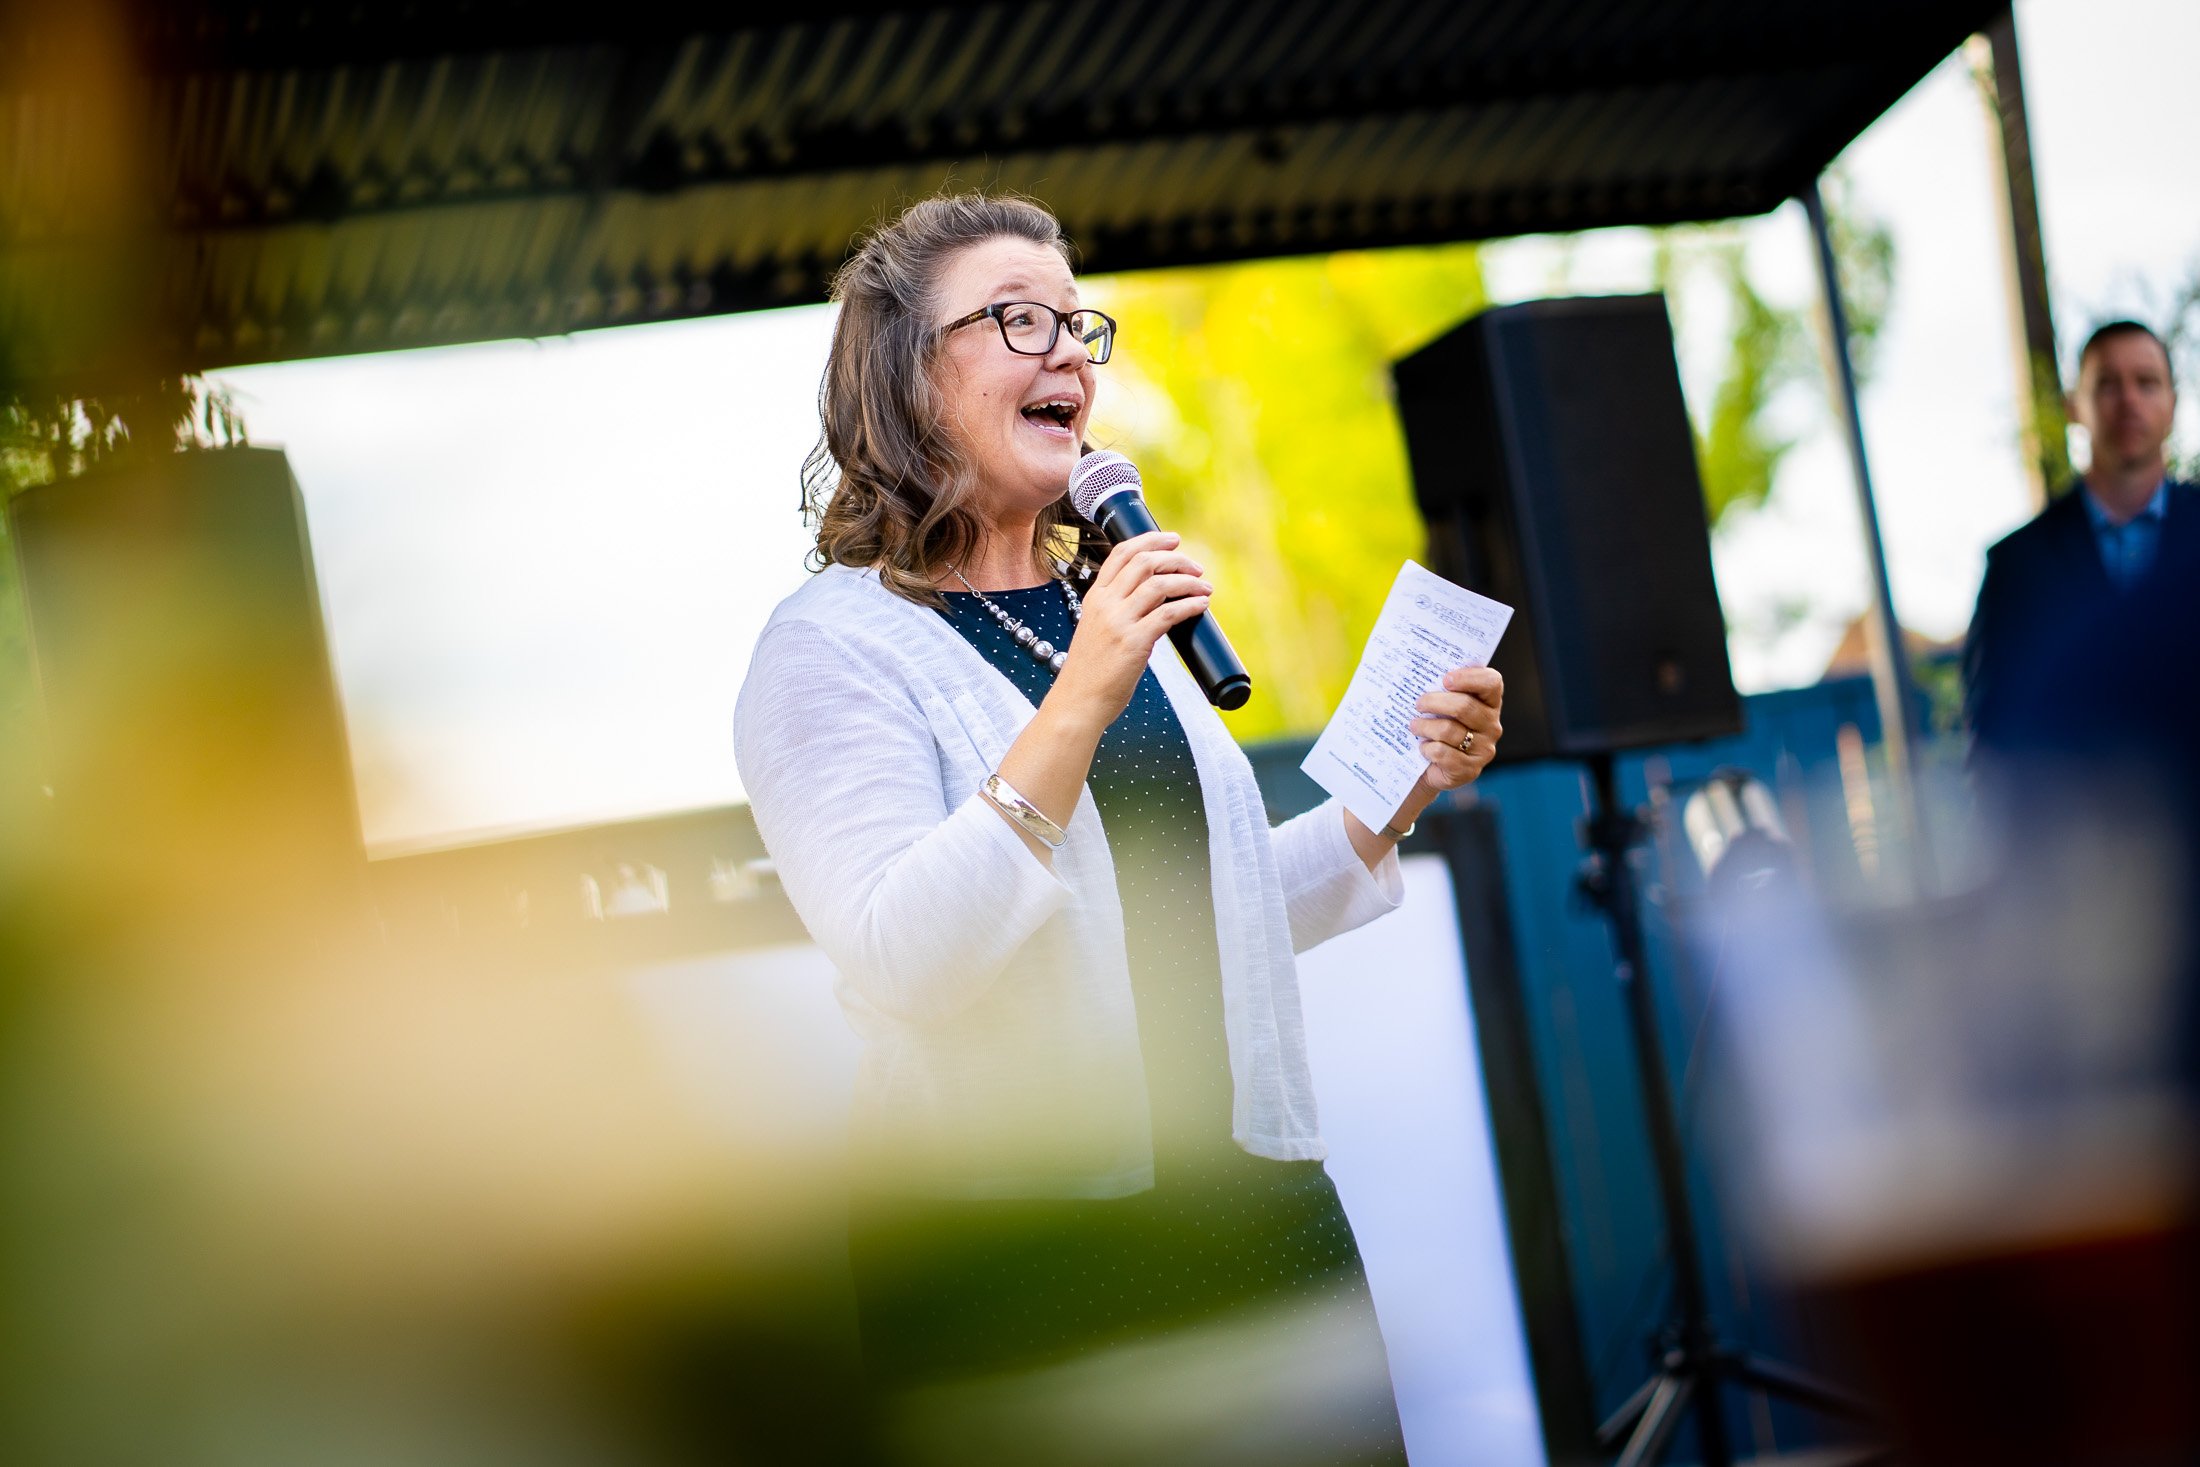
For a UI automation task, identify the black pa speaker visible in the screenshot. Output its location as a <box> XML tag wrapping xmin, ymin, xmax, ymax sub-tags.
<box><xmin>1394</xmin><ymin>295</ymin><xmax>1742</xmax><ymax>762</ymax></box>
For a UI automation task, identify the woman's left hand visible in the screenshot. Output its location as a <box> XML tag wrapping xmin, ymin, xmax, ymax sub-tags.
<box><xmin>1407</xmin><ymin>665</ymin><xmax>1504</xmax><ymax>796</ymax></box>
<box><xmin>1343</xmin><ymin>664</ymin><xmax>1505</xmax><ymax>870</ymax></box>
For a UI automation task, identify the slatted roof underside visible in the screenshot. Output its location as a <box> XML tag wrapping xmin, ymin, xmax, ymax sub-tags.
<box><xmin>1</xmin><ymin>0</ymin><xmax>2004</xmax><ymax>387</ymax></box>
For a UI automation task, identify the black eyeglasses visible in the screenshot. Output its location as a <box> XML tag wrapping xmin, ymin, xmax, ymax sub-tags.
<box><xmin>940</xmin><ymin>301</ymin><xmax>1117</xmax><ymax>363</ymax></box>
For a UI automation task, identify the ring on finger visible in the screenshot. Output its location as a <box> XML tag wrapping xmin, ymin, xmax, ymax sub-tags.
<box><xmin>1456</xmin><ymin>730</ymin><xmax>1476</xmax><ymax>754</ymax></box>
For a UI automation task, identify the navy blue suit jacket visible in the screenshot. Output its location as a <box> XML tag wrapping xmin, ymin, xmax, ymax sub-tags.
<box><xmin>1962</xmin><ymin>480</ymin><xmax>2199</xmax><ymax>755</ymax></box>
<box><xmin>1965</xmin><ymin>483</ymin><xmax>2200</xmax><ymax>1097</ymax></box>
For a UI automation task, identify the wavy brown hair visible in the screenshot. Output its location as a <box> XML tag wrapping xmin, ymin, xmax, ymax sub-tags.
<box><xmin>801</xmin><ymin>192</ymin><xmax>1107</xmax><ymax>605</ymax></box>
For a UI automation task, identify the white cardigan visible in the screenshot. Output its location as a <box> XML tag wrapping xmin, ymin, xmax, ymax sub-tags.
<box><xmin>733</xmin><ymin>564</ymin><xmax>1404</xmax><ymax>1198</ymax></box>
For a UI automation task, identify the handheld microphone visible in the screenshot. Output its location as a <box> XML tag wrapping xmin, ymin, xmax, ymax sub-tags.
<box><xmin>1068</xmin><ymin>451</ymin><xmax>1252</xmax><ymax>711</ymax></box>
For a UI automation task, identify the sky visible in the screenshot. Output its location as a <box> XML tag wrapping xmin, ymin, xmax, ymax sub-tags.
<box><xmin>218</xmin><ymin>310</ymin><xmax>827</xmax><ymax>851</ymax></box>
<box><xmin>211</xmin><ymin>0</ymin><xmax>2200</xmax><ymax>854</ymax></box>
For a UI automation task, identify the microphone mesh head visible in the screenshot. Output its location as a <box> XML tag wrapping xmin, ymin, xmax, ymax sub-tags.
<box><xmin>1069</xmin><ymin>451</ymin><xmax>1143</xmax><ymax>521</ymax></box>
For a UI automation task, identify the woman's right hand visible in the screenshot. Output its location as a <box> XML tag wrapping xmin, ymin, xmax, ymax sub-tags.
<box><xmin>1051</xmin><ymin>531</ymin><xmax>1213</xmax><ymax>732</ymax></box>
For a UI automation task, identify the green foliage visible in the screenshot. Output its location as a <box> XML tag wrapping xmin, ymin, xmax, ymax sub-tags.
<box><xmin>2161</xmin><ymin>262</ymin><xmax>2200</xmax><ymax>483</ymax></box>
<box><xmin>1086</xmin><ymin>186</ymin><xmax>1899</xmax><ymax>737</ymax></box>
<box><xmin>0</xmin><ymin>377</ymin><xmax>247</xmax><ymax>790</ymax></box>
<box><xmin>1824</xmin><ymin>172</ymin><xmax>1897</xmax><ymax>382</ymax></box>
<box><xmin>1687</xmin><ymin>244</ymin><xmax>1810</xmax><ymax>525</ymax></box>
<box><xmin>1658</xmin><ymin>172</ymin><xmax>1897</xmax><ymax>525</ymax></box>
<box><xmin>1913</xmin><ymin>649</ymin><xmax>1967</xmax><ymax>741</ymax></box>
<box><xmin>1088</xmin><ymin>245</ymin><xmax>1489</xmax><ymax>740</ymax></box>
<box><xmin>3</xmin><ymin>376</ymin><xmax>247</xmax><ymax>487</ymax></box>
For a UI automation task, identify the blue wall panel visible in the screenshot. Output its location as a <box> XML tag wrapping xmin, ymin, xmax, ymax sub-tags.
<box><xmin>1249</xmin><ymin>670</ymin><xmax>1926</xmax><ymax>1459</ymax></box>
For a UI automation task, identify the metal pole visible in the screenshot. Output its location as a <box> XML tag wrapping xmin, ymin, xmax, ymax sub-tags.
<box><xmin>1967</xmin><ymin>8</ymin><xmax>2067</xmax><ymax>510</ymax></box>
<box><xmin>1582</xmin><ymin>753</ymin><xmax>1731</xmax><ymax>1467</ymax></box>
<box><xmin>1801</xmin><ymin>178</ymin><xmax>1928</xmax><ymax>875</ymax></box>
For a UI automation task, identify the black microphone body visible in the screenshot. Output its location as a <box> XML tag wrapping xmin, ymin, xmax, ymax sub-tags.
<box><xmin>1089</xmin><ymin>490</ymin><xmax>1252</xmax><ymax>711</ymax></box>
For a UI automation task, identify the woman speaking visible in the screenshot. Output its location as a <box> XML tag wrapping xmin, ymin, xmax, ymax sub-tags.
<box><xmin>734</xmin><ymin>193</ymin><xmax>1502</xmax><ymax>1460</ymax></box>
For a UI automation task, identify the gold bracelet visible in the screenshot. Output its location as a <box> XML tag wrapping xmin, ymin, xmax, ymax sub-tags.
<box><xmin>981</xmin><ymin>773</ymin><xmax>1069</xmax><ymax>850</ymax></box>
<box><xmin>1379</xmin><ymin>819</ymin><xmax>1415</xmax><ymax>841</ymax></box>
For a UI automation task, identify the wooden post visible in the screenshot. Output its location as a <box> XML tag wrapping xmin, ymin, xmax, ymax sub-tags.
<box><xmin>1968</xmin><ymin>8</ymin><xmax>2067</xmax><ymax>509</ymax></box>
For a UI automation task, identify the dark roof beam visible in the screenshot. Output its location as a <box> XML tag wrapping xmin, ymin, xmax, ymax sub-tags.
<box><xmin>540</xmin><ymin>42</ymin><xmax>691</xmax><ymax>317</ymax></box>
<box><xmin>152</xmin><ymin>171</ymin><xmax>1773</xmax><ymax>377</ymax></box>
<box><xmin>163</xmin><ymin>253</ymin><xmax>833</xmax><ymax>376</ymax></box>
<box><xmin>1071</xmin><ymin>173</ymin><xmax>1780</xmax><ymax>275</ymax></box>
<box><xmin>53</xmin><ymin>1</ymin><xmax>997</xmax><ymax>81</ymax></box>
<box><xmin>1767</xmin><ymin>19</ymin><xmax>1984</xmax><ymax>202</ymax></box>
<box><xmin>112</xmin><ymin>163</ymin><xmax>1775</xmax><ymax>381</ymax></box>
<box><xmin>122</xmin><ymin>32</ymin><xmax>1910</xmax><ymax>240</ymax></box>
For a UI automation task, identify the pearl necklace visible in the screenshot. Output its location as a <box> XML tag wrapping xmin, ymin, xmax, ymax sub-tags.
<box><xmin>947</xmin><ymin>563</ymin><xmax>1088</xmax><ymax>673</ymax></box>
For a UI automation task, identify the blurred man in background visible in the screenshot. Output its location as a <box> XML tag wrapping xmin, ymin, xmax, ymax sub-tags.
<box><xmin>1964</xmin><ymin>311</ymin><xmax>2200</xmax><ymax>1125</ymax></box>
<box><xmin>1918</xmin><ymin>320</ymin><xmax>2200</xmax><ymax>1467</ymax></box>
<box><xmin>1971</xmin><ymin>321</ymin><xmax>2191</xmax><ymax>756</ymax></box>
<box><xmin>1963</xmin><ymin>320</ymin><xmax>2194</xmax><ymax>755</ymax></box>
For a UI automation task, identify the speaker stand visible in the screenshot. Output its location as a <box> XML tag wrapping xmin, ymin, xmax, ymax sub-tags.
<box><xmin>1575</xmin><ymin>753</ymin><xmax>1877</xmax><ymax>1466</ymax></box>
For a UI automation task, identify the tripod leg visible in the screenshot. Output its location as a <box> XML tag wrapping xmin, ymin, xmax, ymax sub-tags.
<box><xmin>1693</xmin><ymin>1361</ymin><xmax>1734</xmax><ymax>1467</ymax></box>
<box><xmin>1723</xmin><ymin>1351</ymin><xmax>1878</xmax><ymax>1423</ymax></box>
<box><xmin>1615</xmin><ymin>1374</ymin><xmax>1694</xmax><ymax>1467</ymax></box>
<box><xmin>1596</xmin><ymin>1374</ymin><xmax>1663</xmax><ymax>1450</ymax></box>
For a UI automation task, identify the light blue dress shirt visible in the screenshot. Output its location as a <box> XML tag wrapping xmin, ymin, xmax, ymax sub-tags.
<box><xmin>2081</xmin><ymin>479</ymin><xmax>2170</xmax><ymax>590</ymax></box>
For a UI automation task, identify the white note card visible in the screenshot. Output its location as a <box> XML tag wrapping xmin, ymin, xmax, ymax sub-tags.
<box><xmin>1301</xmin><ymin>561</ymin><xmax>1514</xmax><ymax>835</ymax></box>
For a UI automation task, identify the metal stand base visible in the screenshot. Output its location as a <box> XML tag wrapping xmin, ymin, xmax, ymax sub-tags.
<box><xmin>1576</xmin><ymin>753</ymin><xmax>1879</xmax><ymax>1466</ymax></box>
<box><xmin>1596</xmin><ymin>1347</ymin><xmax>1880</xmax><ymax>1467</ymax></box>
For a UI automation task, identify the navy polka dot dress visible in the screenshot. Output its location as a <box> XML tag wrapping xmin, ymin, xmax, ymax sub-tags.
<box><xmin>844</xmin><ymin>581</ymin><xmax>1406</xmax><ymax>1464</ymax></box>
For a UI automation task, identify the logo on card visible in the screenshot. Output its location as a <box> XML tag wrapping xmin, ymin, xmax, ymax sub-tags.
<box><xmin>1413</xmin><ymin>593</ymin><xmax>1476</xmax><ymax>634</ymax></box>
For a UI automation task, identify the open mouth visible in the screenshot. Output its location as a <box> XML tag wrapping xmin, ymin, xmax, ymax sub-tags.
<box><xmin>1020</xmin><ymin>398</ymin><xmax>1079</xmax><ymax>431</ymax></box>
